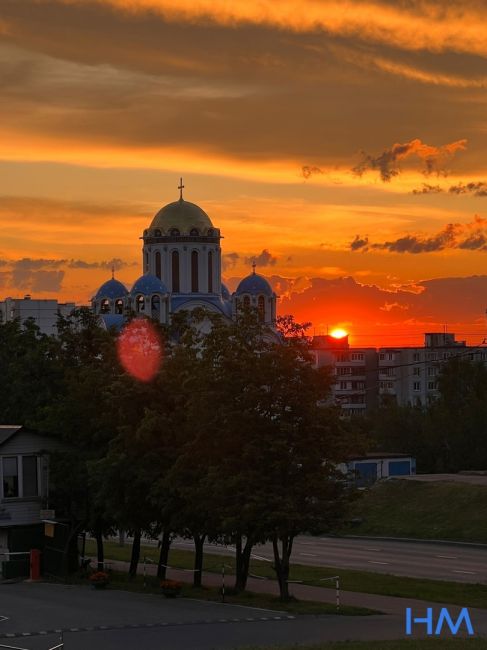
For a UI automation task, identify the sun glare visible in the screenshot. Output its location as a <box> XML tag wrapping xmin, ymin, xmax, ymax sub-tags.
<box><xmin>330</xmin><ymin>328</ymin><xmax>348</xmax><ymax>339</ymax></box>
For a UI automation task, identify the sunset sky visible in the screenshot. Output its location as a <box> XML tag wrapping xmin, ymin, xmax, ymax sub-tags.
<box><xmin>1</xmin><ymin>1</ymin><xmax>487</xmax><ymax>345</ymax></box>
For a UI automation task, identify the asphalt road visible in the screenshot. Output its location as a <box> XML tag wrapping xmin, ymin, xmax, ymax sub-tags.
<box><xmin>2</xmin><ymin>582</ymin><xmax>486</xmax><ymax>650</ymax></box>
<box><xmin>170</xmin><ymin>536</ymin><xmax>487</xmax><ymax>583</ymax></box>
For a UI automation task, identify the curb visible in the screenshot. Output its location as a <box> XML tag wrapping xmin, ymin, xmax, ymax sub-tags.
<box><xmin>326</xmin><ymin>535</ymin><xmax>487</xmax><ymax>550</ymax></box>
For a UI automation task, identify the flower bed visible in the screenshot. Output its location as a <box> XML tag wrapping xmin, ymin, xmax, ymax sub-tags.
<box><xmin>160</xmin><ymin>579</ymin><xmax>182</xmax><ymax>597</ymax></box>
<box><xmin>89</xmin><ymin>571</ymin><xmax>109</xmax><ymax>589</ymax></box>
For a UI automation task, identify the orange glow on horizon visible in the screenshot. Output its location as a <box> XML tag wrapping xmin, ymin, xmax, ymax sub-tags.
<box><xmin>329</xmin><ymin>328</ymin><xmax>348</xmax><ymax>339</ymax></box>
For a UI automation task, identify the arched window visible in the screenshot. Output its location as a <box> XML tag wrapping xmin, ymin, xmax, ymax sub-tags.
<box><xmin>101</xmin><ymin>298</ymin><xmax>110</xmax><ymax>314</ymax></box>
<box><xmin>155</xmin><ymin>251</ymin><xmax>161</xmax><ymax>279</ymax></box>
<box><xmin>170</xmin><ymin>228</ymin><xmax>180</xmax><ymax>236</ymax></box>
<box><xmin>155</xmin><ymin>229</ymin><xmax>161</xmax><ymax>237</ymax></box>
<box><xmin>136</xmin><ymin>295</ymin><xmax>145</xmax><ymax>312</ymax></box>
<box><xmin>191</xmin><ymin>251</ymin><xmax>199</xmax><ymax>292</ymax></box>
<box><xmin>115</xmin><ymin>299</ymin><xmax>123</xmax><ymax>314</ymax></box>
<box><xmin>258</xmin><ymin>295</ymin><xmax>265</xmax><ymax>322</ymax></box>
<box><xmin>190</xmin><ymin>228</ymin><xmax>199</xmax><ymax>236</ymax></box>
<box><xmin>172</xmin><ymin>251</ymin><xmax>180</xmax><ymax>292</ymax></box>
<box><xmin>243</xmin><ymin>295</ymin><xmax>250</xmax><ymax>309</ymax></box>
<box><xmin>207</xmin><ymin>228</ymin><xmax>214</xmax><ymax>236</ymax></box>
<box><xmin>151</xmin><ymin>295</ymin><xmax>160</xmax><ymax>316</ymax></box>
<box><xmin>207</xmin><ymin>251</ymin><xmax>213</xmax><ymax>293</ymax></box>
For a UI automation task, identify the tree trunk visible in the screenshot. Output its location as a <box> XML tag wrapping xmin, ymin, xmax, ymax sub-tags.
<box><xmin>234</xmin><ymin>534</ymin><xmax>253</xmax><ymax>592</ymax></box>
<box><xmin>193</xmin><ymin>534</ymin><xmax>206</xmax><ymax>588</ymax></box>
<box><xmin>157</xmin><ymin>530</ymin><xmax>172</xmax><ymax>579</ymax></box>
<box><xmin>272</xmin><ymin>534</ymin><xmax>294</xmax><ymax>601</ymax></box>
<box><xmin>129</xmin><ymin>528</ymin><xmax>141</xmax><ymax>579</ymax></box>
<box><xmin>95</xmin><ymin>528</ymin><xmax>104</xmax><ymax>572</ymax></box>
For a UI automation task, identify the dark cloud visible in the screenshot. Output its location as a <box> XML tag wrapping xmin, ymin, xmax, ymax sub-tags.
<box><xmin>351</xmin><ymin>216</ymin><xmax>487</xmax><ymax>253</ymax></box>
<box><xmin>301</xmin><ymin>165</ymin><xmax>323</xmax><ymax>179</ymax></box>
<box><xmin>412</xmin><ymin>183</ymin><xmax>443</xmax><ymax>194</ymax></box>
<box><xmin>68</xmin><ymin>258</ymin><xmax>136</xmax><ymax>269</ymax></box>
<box><xmin>30</xmin><ymin>270</ymin><xmax>64</xmax><ymax>292</ymax></box>
<box><xmin>222</xmin><ymin>252</ymin><xmax>240</xmax><ymax>271</ymax></box>
<box><xmin>353</xmin><ymin>138</ymin><xmax>467</xmax><ymax>182</ymax></box>
<box><xmin>350</xmin><ymin>235</ymin><xmax>369</xmax><ymax>251</ymax></box>
<box><xmin>449</xmin><ymin>182</ymin><xmax>487</xmax><ymax>196</ymax></box>
<box><xmin>244</xmin><ymin>249</ymin><xmax>277</xmax><ymax>268</ymax></box>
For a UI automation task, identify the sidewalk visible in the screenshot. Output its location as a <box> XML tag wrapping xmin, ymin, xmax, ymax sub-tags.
<box><xmin>95</xmin><ymin>557</ymin><xmax>487</xmax><ymax>619</ymax></box>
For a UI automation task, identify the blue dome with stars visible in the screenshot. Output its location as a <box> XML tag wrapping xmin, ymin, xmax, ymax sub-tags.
<box><xmin>236</xmin><ymin>273</ymin><xmax>273</xmax><ymax>296</ymax></box>
<box><xmin>95</xmin><ymin>278</ymin><xmax>128</xmax><ymax>300</ymax></box>
<box><xmin>131</xmin><ymin>274</ymin><xmax>168</xmax><ymax>295</ymax></box>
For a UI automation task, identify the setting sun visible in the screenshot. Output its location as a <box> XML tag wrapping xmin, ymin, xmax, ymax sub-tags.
<box><xmin>330</xmin><ymin>328</ymin><xmax>348</xmax><ymax>339</ymax></box>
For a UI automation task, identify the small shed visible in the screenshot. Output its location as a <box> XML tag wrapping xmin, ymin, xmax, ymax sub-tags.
<box><xmin>0</xmin><ymin>425</ymin><xmax>66</xmax><ymax>577</ymax></box>
<box><xmin>345</xmin><ymin>452</ymin><xmax>416</xmax><ymax>487</ymax></box>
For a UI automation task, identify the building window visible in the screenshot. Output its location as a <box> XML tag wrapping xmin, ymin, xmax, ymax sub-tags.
<box><xmin>22</xmin><ymin>456</ymin><xmax>38</xmax><ymax>497</ymax></box>
<box><xmin>243</xmin><ymin>296</ymin><xmax>251</xmax><ymax>308</ymax></box>
<box><xmin>155</xmin><ymin>251</ymin><xmax>162</xmax><ymax>280</ymax></box>
<box><xmin>169</xmin><ymin>228</ymin><xmax>180</xmax><ymax>236</ymax></box>
<box><xmin>413</xmin><ymin>382</ymin><xmax>421</xmax><ymax>391</ymax></box>
<box><xmin>387</xmin><ymin>353</ymin><xmax>394</xmax><ymax>361</ymax></box>
<box><xmin>115</xmin><ymin>299</ymin><xmax>123</xmax><ymax>314</ymax></box>
<box><xmin>427</xmin><ymin>353</ymin><xmax>437</xmax><ymax>361</ymax></box>
<box><xmin>427</xmin><ymin>367</ymin><xmax>436</xmax><ymax>376</ymax></box>
<box><xmin>154</xmin><ymin>229</ymin><xmax>161</xmax><ymax>237</ymax></box>
<box><xmin>100</xmin><ymin>299</ymin><xmax>110</xmax><ymax>314</ymax></box>
<box><xmin>172</xmin><ymin>251</ymin><xmax>180</xmax><ymax>292</ymax></box>
<box><xmin>337</xmin><ymin>367</ymin><xmax>352</xmax><ymax>375</ymax></box>
<box><xmin>413</xmin><ymin>367</ymin><xmax>421</xmax><ymax>376</ymax></box>
<box><xmin>136</xmin><ymin>295</ymin><xmax>145</xmax><ymax>312</ymax></box>
<box><xmin>2</xmin><ymin>456</ymin><xmax>39</xmax><ymax>499</ymax></box>
<box><xmin>336</xmin><ymin>353</ymin><xmax>349</xmax><ymax>362</ymax></box>
<box><xmin>379</xmin><ymin>353</ymin><xmax>385</xmax><ymax>360</ymax></box>
<box><xmin>208</xmin><ymin>251</ymin><xmax>213</xmax><ymax>293</ymax></box>
<box><xmin>258</xmin><ymin>295</ymin><xmax>265</xmax><ymax>322</ymax></box>
<box><xmin>2</xmin><ymin>457</ymin><xmax>18</xmax><ymax>498</ymax></box>
<box><xmin>191</xmin><ymin>251</ymin><xmax>199</xmax><ymax>292</ymax></box>
<box><xmin>190</xmin><ymin>228</ymin><xmax>199</xmax><ymax>236</ymax></box>
<box><xmin>428</xmin><ymin>381</ymin><xmax>438</xmax><ymax>390</ymax></box>
<box><xmin>151</xmin><ymin>295</ymin><xmax>160</xmax><ymax>316</ymax></box>
<box><xmin>339</xmin><ymin>381</ymin><xmax>349</xmax><ymax>390</ymax></box>
<box><xmin>351</xmin><ymin>352</ymin><xmax>364</xmax><ymax>361</ymax></box>
<box><xmin>413</xmin><ymin>352</ymin><xmax>420</xmax><ymax>362</ymax></box>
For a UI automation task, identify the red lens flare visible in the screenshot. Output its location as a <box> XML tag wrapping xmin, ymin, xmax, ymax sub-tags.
<box><xmin>117</xmin><ymin>318</ymin><xmax>162</xmax><ymax>382</ymax></box>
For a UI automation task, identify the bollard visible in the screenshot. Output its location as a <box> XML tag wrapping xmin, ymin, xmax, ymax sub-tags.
<box><xmin>30</xmin><ymin>548</ymin><xmax>41</xmax><ymax>581</ymax></box>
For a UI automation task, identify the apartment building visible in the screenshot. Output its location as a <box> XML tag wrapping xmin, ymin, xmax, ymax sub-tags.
<box><xmin>311</xmin><ymin>334</ymin><xmax>378</xmax><ymax>416</ymax></box>
<box><xmin>0</xmin><ymin>296</ymin><xmax>75</xmax><ymax>336</ymax></box>
<box><xmin>378</xmin><ymin>332</ymin><xmax>487</xmax><ymax>407</ymax></box>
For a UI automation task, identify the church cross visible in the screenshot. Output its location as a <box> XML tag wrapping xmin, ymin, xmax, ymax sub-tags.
<box><xmin>111</xmin><ymin>263</ymin><xmax>115</xmax><ymax>280</ymax></box>
<box><xmin>252</xmin><ymin>260</ymin><xmax>256</xmax><ymax>274</ymax></box>
<box><xmin>178</xmin><ymin>177</ymin><xmax>185</xmax><ymax>200</ymax></box>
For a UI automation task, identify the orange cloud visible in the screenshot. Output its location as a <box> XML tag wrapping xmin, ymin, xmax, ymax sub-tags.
<box><xmin>353</xmin><ymin>138</ymin><xmax>467</xmax><ymax>182</ymax></box>
<box><xmin>58</xmin><ymin>1</ymin><xmax>487</xmax><ymax>57</ymax></box>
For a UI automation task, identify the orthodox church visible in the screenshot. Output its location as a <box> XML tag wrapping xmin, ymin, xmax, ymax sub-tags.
<box><xmin>92</xmin><ymin>181</ymin><xmax>277</xmax><ymax>329</ymax></box>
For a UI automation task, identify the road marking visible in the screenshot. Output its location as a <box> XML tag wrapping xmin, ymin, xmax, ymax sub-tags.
<box><xmin>368</xmin><ymin>560</ymin><xmax>390</xmax><ymax>565</ymax></box>
<box><xmin>453</xmin><ymin>570</ymin><xmax>476</xmax><ymax>575</ymax></box>
<box><xmin>436</xmin><ymin>555</ymin><xmax>458</xmax><ymax>559</ymax></box>
<box><xmin>362</xmin><ymin>547</ymin><xmax>382</xmax><ymax>552</ymax></box>
<box><xmin>299</xmin><ymin>553</ymin><xmax>318</xmax><ymax>557</ymax></box>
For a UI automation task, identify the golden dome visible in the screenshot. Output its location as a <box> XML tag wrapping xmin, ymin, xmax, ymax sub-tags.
<box><xmin>150</xmin><ymin>198</ymin><xmax>213</xmax><ymax>234</ymax></box>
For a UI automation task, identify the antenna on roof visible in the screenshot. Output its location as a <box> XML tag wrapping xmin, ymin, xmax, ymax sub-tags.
<box><xmin>252</xmin><ymin>259</ymin><xmax>256</xmax><ymax>275</ymax></box>
<box><xmin>178</xmin><ymin>177</ymin><xmax>185</xmax><ymax>201</ymax></box>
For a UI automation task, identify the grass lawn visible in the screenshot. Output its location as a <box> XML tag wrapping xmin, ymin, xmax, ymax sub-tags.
<box><xmin>341</xmin><ymin>480</ymin><xmax>487</xmax><ymax>544</ymax></box>
<box><xmin>84</xmin><ymin>539</ymin><xmax>487</xmax><ymax>609</ymax></box>
<box><xmin>71</xmin><ymin>570</ymin><xmax>375</xmax><ymax>616</ymax></box>
<box><xmin>238</xmin><ymin>641</ymin><xmax>486</xmax><ymax>650</ymax></box>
